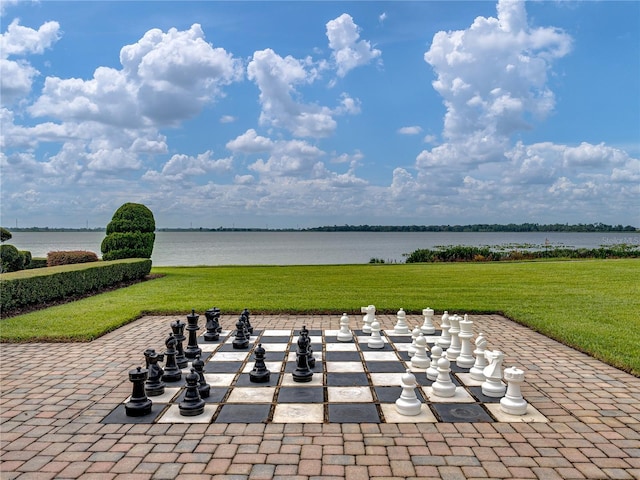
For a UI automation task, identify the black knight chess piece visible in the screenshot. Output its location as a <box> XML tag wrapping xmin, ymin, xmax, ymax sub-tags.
<box><xmin>143</xmin><ymin>348</ymin><xmax>165</xmax><ymax>396</ymax></box>
<box><xmin>170</xmin><ymin>318</ymin><xmax>189</xmax><ymax>368</ymax></box>
<box><xmin>292</xmin><ymin>327</ymin><xmax>313</xmax><ymax>383</ymax></box>
<box><xmin>241</xmin><ymin>308</ymin><xmax>253</xmax><ymax>334</ymax></box>
<box><xmin>184</xmin><ymin>309</ymin><xmax>202</xmax><ymax>359</ymax></box>
<box><xmin>179</xmin><ymin>369</ymin><xmax>205</xmax><ymax>417</ymax></box>
<box><xmin>249</xmin><ymin>343</ymin><xmax>271</xmax><ymax>383</ymax></box>
<box><xmin>161</xmin><ymin>333</ymin><xmax>182</xmax><ymax>382</ymax></box>
<box><xmin>204</xmin><ymin>307</ymin><xmax>222</xmax><ymax>341</ymax></box>
<box><xmin>125</xmin><ymin>366</ymin><xmax>153</xmax><ymax>417</ymax></box>
<box><xmin>192</xmin><ymin>355</ymin><xmax>210</xmax><ymax>398</ymax></box>
<box><xmin>232</xmin><ymin>317</ymin><xmax>250</xmax><ymax>349</ymax></box>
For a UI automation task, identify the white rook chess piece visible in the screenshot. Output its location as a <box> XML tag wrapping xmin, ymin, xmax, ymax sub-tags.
<box><xmin>420</xmin><ymin>308</ymin><xmax>435</xmax><ymax>334</ymax></box>
<box><xmin>482</xmin><ymin>350</ymin><xmax>506</xmax><ymax>397</ymax></box>
<box><xmin>361</xmin><ymin>305</ymin><xmax>375</xmax><ymax>334</ymax></box>
<box><xmin>432</xmin><ymin>352</ymin><xmax>456</xmax><ymax>398</ymax></box>
<box><xmin>426</xmin><ymin>344</ymin><xmax>442</xmax><ymax>381</ymax></box>
<box><xmin>394</xmin><ymin>308</ymin><xmax>409</xmax><ymax>334</ymax></box>
<box><xmin>410</xmin><ymin>334</ymin><xmax>430</xmax><ymax>369</ymax></box>
<box><xmin>436</xmin><ymin>311</ymin><xmax>451</xmax><ymax>348</ymax></box>
<box><xmin>408</xmin><ymin>326</ymin><xmax>420</xmax><ymax>357</ymax></box>
<box><xmin>456</xmin><ymin>314</ymin><xmax>475</xmax><ymax>368</ymax></box>
<box><xmin>368</xmin><ymin>320</ymin><xmax>384</xmax><ymax>349</ymax></box>
<box><xmin>395</xmin><ymin>369</ymin><xmax>422</xmax><ymax>416</ymax></box>
<box><xmin>500</xmin><ymin>366</ymin><xmax>528</xmax><ymax>415</ymax></box>
<box><xmin>337</xmin><ymin>313</ymin><xmax>353</xmax><ymax>342</ymax></box>
<box><xmin>469</xmin><ymin>333</ymin><xmax>488</xmax><ymax>381</ymax></box>
<box><xmin>446</xmin><ymin>314</ymin><xmax>461</xmax><ymax>361</ymax></box>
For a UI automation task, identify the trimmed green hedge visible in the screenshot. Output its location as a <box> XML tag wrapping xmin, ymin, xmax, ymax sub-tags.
<box><xmin>0</xmin><ymin>258</ymin><xmax>152</xmax><ymax>311</ymax></box>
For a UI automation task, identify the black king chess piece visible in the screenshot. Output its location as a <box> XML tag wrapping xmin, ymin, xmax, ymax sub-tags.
<box><xmin>292</xmin><ymin>327</ymin><xmax>313</xmax><ymax>383</ymax></box>
<box><xmin>125</xmin><ymin>366</ymin><xmax>153</xmax><ymax>417</ymax></box>
<box><xmin>301</xmin><ymin>325</ymin><xmax>316</xmax><ymax>369</ymax></box>
<box><xmin>192</xmin><ymin>355</ymin><xmax>210</xmax><ymax>398</ymax></box>
<box><xmin>232</xmin><ymin>317</ymin><xmax>250</xmax><ymax>349</ymax></box>
<box><xmin>204</xmin><ymin>307</ymin><xmax>222</xmax><ymax>341</ymax></box>
<box><xmin>179</xmin><ymin>369</ymin><xmax>205</xmax><ymax>417</ymax></box>
<box><xmin>143</xmin><ymin>348</ymin><xmax>165</xmax><ymax>396</ymax></box>
<box><xmin>161</xmin><ymin>333</ymin><xmax>182</xmax><ymax>382</ymax></box>
<box><xmin>249</xmin><ymin>343</ymin><xmax>271</xmax><ymax>383</ymax></box>
<box><xmin>184</xmin><ymin>309</ymin><xmax>202</xmax><ymax>359</ymax></box>
<box><xmin>241</xmin><ymin>308</ymin><xmax>253</xmax><ymax>334</ymax></box>
<box><xmin>170</xmin><ymin>318</ymin><xmax>188</xmax><ymax>368</ymax></box>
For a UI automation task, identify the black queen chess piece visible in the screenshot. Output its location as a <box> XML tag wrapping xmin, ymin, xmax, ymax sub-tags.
<box><xmin>161</xmin><ymin>333</ymin><xmax>182</xmax><ymax>383</ymax></box>
<box><xmin>125</xmin><ymin>366</ymin><xmax>153</xmax><ymax>417</ymax></box>
<box><xmin>143</xmin><ymin>348</ymin><xmax>165</xmax><ymax>396</ymax></box>
<box><xmin>179</xmin><ymin>369</ymin><xmax>206</xmax><ymax>417</ymax></box>
<box><xmin>170</xmin><ymin>318</ymin><xmax>188</xmax><ymax>368</ymax></box>
<box><xmin>204</xmin><ymin>307</ymin><xmax>222</xmax><ymax>341</ymax></box>
<box><xmin>184</xmin><ymin>309</ymin><xmax>202</xmax><ymax>359</ymax></box>
<box><xmin>249</xmin><ymin>343</ymin><xmax>271</xmax><ymax>383</ymax></box>
<box><xmin>292</xmin><ymin>327</ymin><xmax>313</xmax><ymax>383</ymax></box>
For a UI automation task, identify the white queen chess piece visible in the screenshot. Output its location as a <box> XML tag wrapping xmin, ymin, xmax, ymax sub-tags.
<box><xmin>500</xmin><ymin>366</ymin><xmax>529</xmax><ymax>415</ymax></box>
<box><xmin>395</xmin><ymin>369</ymin><xmax>422</xmax><ymax>416</ymax></box>
<box><xmin>420</xmin><ymin>308</ymin><xmax>435</xmax><ymax>334</ymax></box>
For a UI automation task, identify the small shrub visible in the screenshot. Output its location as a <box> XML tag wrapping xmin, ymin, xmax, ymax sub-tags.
<box><xmin>1</xmin><ymin>227</ymin><xmax>12</xmax><ymax>242</ymax></box>
<box><xmin>20</xmin><ymin>250</ymin><xmax>32</xmax><ymax>268</ymax></box>
<box><xmin>101</xmin><ymin>203</ymin><xmax>155</xmax><ymax>260</ymax></box>
<box><xmin>0</xmin><ymin>244</ymin><xmax>24</xmax><ymax>272</ymax></box>
<box><xmin>26</xmin><ymin>257</ymin><xmax>47</xmax><ymax>269</ymax></box>
<box><xmin>47</xmin><ymin>250</ymin><xmax>99</xmax><ymax>267</ymax></box>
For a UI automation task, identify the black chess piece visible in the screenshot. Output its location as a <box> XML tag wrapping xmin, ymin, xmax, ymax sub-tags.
<box><xmin>192</xmin><ymin>355</ymin><xmax>210</xmax><ymax>398</ymax></box>
<box><xmin>144</xmin><ymin>348</ymin><xmax>165</xmax><ymax>396</ymax></box>
<box><xmin>249</xmin><ymin>343</ymin><xmax>271</xmax><ymax>383</ymax></box>
<box><xmin>179</xmin><ymin>369</ymin><xmax>205</xmax><ymax>417</ymax></box>
<box><xmin>292</xmin><ymin>329</ymin><xmax>313</xmax><ymax>383</ymax></box>
<box><xmin>125</xmin><ymin>366</ymin><xmax>153</xmax><ymax>416</ymax></box>
<box><xmin>170</xmin><ymin>318</ymin><xmax>188</xmax><ymax>368</ymax></box>
<box><xmin>301</xmin><ymin>326</ymin><xmax>316</xmax><ymax>369</ymax></box>
<box><xmin>232</xmin><ymin>317</ymin><xmax>249</xmax><ymax>349</ymax></box>
<box><xmin>241</xmin><ymin>308</ymin><xmax>253</xmax><ymax>334</ymax></box>
<box><xmin>204</xmin><ymin>307</ymin><xmax>221</xmax><ymax>341</ymax></box>
<box><xmin>184</xmin><ymin>309</ymin><xmax>202</xmax><ymax>359</ymax></box>
<box><xmin>161</xmin><ymin>333</ymin><xmax>182</xmax><ymax>382</ymax></box>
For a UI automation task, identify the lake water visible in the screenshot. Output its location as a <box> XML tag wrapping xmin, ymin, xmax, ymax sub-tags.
<box><xmin>8</xmin><ymin>231</ymin><xmax>639</xmax><ymax>266</ymax></box>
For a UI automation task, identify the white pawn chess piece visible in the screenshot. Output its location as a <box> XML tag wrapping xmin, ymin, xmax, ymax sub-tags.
<box><xmin>469</xmin><ymin>333</ymin><xmax>488</xmax><ymax>381</ymax></box>
<box><xmin>446</xmin><ymin>314</ymin><xmax>461</xmax><ymax>361</ymax></box>
<box><xmin>408</xmin><ymin>325</ymin><xmax>420</xmax><ymax>357</ymax></box>
<box><xmin>500</xmin><ymin>366</ymin><xmax>528</xmax><ymax>415</ymax></box>
<box><xmin>337</xmin><ymin>313</ymin><xmax>353</xmax><ymax>342</ymax></box>
<box><xmin>431</xmin><ymin>352</ymin><xmax>456</xmax><ymax>398</ymax></box>
<box><xmin>436</xmin><ymin>311</ymin><xmax>451</xmax><ymax>348</ymax></box>
<box><xmin>361</xmin><ymin>305</ymin><xmax>375</xmax><ymax>334</ymax></box>
<box><xmin>420</xmin><ymin>308</ymin><xmax>435</xmax><ymax>334</ymax></box>
<box><xmin>395</xmin><ymin>369</ymin><xmax>422</xmax><ymax>416</ymax></box>
<box><xmin>410</xmin><ymin>334</ymin><xmax>430</xmax><ymax>369</ymax></box>
<box><xmin>367</xmin><ymin>320</ymin><xmax>384</xmax><ymax>349</ymax></box>
<box><xmin>394</xmin><ymin>308</ymin><xmax>409</xmax><ymax>334</ymax></box>
<box><xmin>426</xmin><ymin>344</ymin><xmax>442</xmax><ymax>381</ymax></box>
<box><xmin>456</xmin><ymin>314</ymin><xmax>475</xmax><ymax>368</ymax></box>
<box><xmin>482</xmin><ymin>350</ymin><xmax>507</xmax><ymax>397</ymax></box>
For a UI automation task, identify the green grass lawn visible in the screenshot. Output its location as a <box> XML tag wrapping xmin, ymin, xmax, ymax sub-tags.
<box><xmin>1</xmin><ymin>259</ymin><xmax>638</xmax><ymax>376</ymax></box>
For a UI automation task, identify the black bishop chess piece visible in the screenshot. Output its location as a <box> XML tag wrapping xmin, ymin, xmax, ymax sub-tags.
<box><xmin>179</xmin><ymin>369</ymin><xmax>206</xmax><ymax>417</ymax></box>
<box><xmin>241</xmin><ymin>308</ymin><xmax>253</xmax><ymax>334</ymax></box>
<box><xmin>301</xmin><ymin>325</ymin><xmax>316</xmax><ymax>369</ymax></box>
<box><xmin>144</xmin><ymin>348</ymin><xmax>165</xmax><ymax>396</ymax></box>
<box><xmin>192</xmin><ymin>355</ymin><xmax>210</xmax><ymax>398</ymax></box>
<box><xmin>125</xmin><ymin>366</ymin><xmax>153</xmax><ymax>417</ymax></box>
<box><xmin>292</xmin><ymin>327</ymin><xmax>313</xmax><ymax>383</ymax></box>
<box><xmin>204</xmin><ymin>307</ymin><xmax>222</xmax><ymax>341</ymax></box>
<box><xmin>170</xmin><ymin>318</ymin><xmax>188</xmax><ymax>368</ymax></box>
<box><xmin>184</xmin><ymin>309</ymin><xmax>202</xmax><ymax>359</ymax></box>
<box><xmin>161</xmin><ymin>333</ymin><xmax>182</xmax><ymax>383</ymax></box>
<box><xmin>249</xmin><ymin>343</ymin><xmax>271</xmax><ymax>383</ymax></box>
<box><xmin>232</xmin><ymin>317</ymin><xmax>250</xmax><ymax>349</ymax></box>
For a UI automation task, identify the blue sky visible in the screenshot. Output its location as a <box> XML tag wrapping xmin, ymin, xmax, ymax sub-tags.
<box><xmin>1</xmin><ymin>1</ymin><xmax>638</xmax><ymax>229</ymax></box>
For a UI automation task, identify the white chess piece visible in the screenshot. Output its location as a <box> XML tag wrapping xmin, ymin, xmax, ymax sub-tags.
<box><xmin>337</xmin><ymin>313</ymin><xmax>353</xmax><ymax>342</ymax></box>
<box><xmin>446</xmin><ymin>314</ymin><xmax>461</xmax><ymax>361</ymax></box>
<box><xmin>361</xmin><ymin>305</ymin><xmax>375</xmax><ymax>334</ymax></box>
<box><xmin>436</xmin><ymin>311</ymin><xmax>451</xmax><ymax>348</ymax></box>
<box><xmin>367</xmin><ymin>320</ymin><xmax>384</xmax><ymax>349</ymax></box>
<box><xmin>456</xmin><ymin>314</ymin><xmax>475</xmax><ymax>368</ymax></box>
<box><xmin>500</xmin><ymin>366</ymin><xmax>528</xmax><ymax>415</ymax></box>
<box><xmin>431</xmin><ymin>352</ymin><xmax>456</xmax><ymax>398</ymax></box>
<box><xmin>482</xmin><ymin>350</ymin><xmax>506</xmax><ymax>397</ymax></box>
<box><xmin>410</xmin><ymin>334</ymin><xmax>430</xmax><ymax>369</ymax></box>
<box><xmin>394</xmin><ymin>308</ymin><xmax>409</xmax><ymax>334</ymax></box>
<box><xmin>469</xmin><ymin>332</ymin><xmax>488</xmax><ymax>381</ymax></box>
<box><xmin>408</xmin><ymin>325</ymin><xmax>420</xmax><ymax>357</ymax></box>
<box><xmin>395</xmin><ymin>369</ymin><xmax>422</xmax><ymax>416</ymax></box>
<box><xmin>426</xmin><ymin>344</ymin><xmax>442</xmax><ymax>381</ymax></box>
<box><xmin>420</xmin><ymin>308</ymin><xmax>435</xmax><ymax>334</ymax></box>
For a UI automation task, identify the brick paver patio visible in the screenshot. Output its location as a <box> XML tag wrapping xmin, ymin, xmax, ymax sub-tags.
<box><xmin>1</xmin><ymin>313</ymin><xmax>639</xmax><ymax>479</ymax></box>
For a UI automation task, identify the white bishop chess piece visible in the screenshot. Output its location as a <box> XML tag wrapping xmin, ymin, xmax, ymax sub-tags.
<box><xmin>500</xmin><ymin>366</ymin><xmax>528</xmax><ymax>415</ymax></box>
<box><xmin>395</xmin><ymin>369</ymin><xmax>422</xmax><ymax>416</ymax></box>
<box><xmin>337</xmin><ymin>313</ymin><xmax>353</xmax><ymax>342</ymax></box>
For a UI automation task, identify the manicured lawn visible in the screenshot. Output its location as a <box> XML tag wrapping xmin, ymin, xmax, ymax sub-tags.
<box><xmin>1</xmin><ymin>259</ymin><xmax>638</xmax><ymax>376</ymax></box>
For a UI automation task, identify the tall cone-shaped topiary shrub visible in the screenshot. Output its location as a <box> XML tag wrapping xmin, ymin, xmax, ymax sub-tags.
<box><xmin>101</xmin><ymin>203</ymin><xmax>155</xmax><ymax>260</ymax></box>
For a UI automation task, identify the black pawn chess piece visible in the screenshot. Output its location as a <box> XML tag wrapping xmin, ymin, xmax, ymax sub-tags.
<box><xmin>184</xmin><ymin>309</ymin><xmax>202</xmax><ymax>359</ymax></box>
<box><xmin>241</xmin><ymin>308</ymin><xmax>253</xmax><ymax>334</ymax></box>
<box><xmin>125</xmin><ymin>366</ymin><xmax>153</xmax><ymax>416</ymax></box>
<box><xmin>232</xmin><ymin>317</ymin><xmax>249</xmax><ymax>349</ymax></box>
<box><xmin>179</xmin><ymin>369</ymin><xmax>205</xmax><ymax>417</ymax></box>
<box><xmin>192</xmin><ymin>355</ymin><xmax>210</xmax><ymax>398</ymax></box>
<box><xmin>292</xmin><ymin>330</ymin><xmax>313</xmax><ymax>383</ymax></box>
<box><xmin>204</xmin><ymin>307</ymin><xmax>221</xmax><ymax>341</ymax></box>
<box><xmin>144</xmin><ymin>348</ymin><xmax>165</xmax><ymax>396</ymax></box>
<box><xmin>161</xmin><ymin>333</ymin><xmax>182</xmax><ymax>382</ymax></box>
<box><xmin>301</xmin><ymin>326</ymin><xmax>316</xmax><ymax>369</ymax></box>
<box><xmin>170</xmin><ymin>318</ymin><xmax>188</xmax><ymax>368</ymax></box>
<box><xmin>249</xmin><ymin>343</ymin><xmax>271</xmax><ymax>383</ymax></box>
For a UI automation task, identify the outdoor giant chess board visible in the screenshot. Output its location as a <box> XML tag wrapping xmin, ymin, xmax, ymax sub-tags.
<box><xmin>103</xmin><ymin>321</ymin><xmax>549</xmax><ymax>424</ymax></box>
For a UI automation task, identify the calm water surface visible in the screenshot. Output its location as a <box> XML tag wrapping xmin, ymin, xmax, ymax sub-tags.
<box><xmin>9</xmin><ymin>231</ymin><xmax>638</xmax><ymax>266</ymax></box>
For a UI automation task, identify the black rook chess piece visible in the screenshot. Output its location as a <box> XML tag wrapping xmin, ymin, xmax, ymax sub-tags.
<box><xmin>170</xmin><ymin>318</ymin><xmax>189</xmax><ymax>368</ymax></box>
<box><xmin>249</xmin><ymin>343</ymin><xmax>271</xmax><ymax>383</ymax></box>
<box><xmin>144</xmin><ymin>348</ymin><xmax>165</xmax><ymax>396</ymax></box>
<box><xmin>292</xmin><ymin>328</ymin><xmax>313</xmax><ymax>383</ymax></box>
<box><xmin>184</xmin><ymin>309</ymin><xmax>202</xmax><ymax>359</ymax></box>
<box><xmin>192</xmin><ymin>355</ymin><xmax>210</xmax><ymax>398</ymax></box>
<box><xmin>204</xmin><ymin>307</ymin><xmax>221</xmax><ymax>341</ymax></box>
<box><xmin>162</xmin><ymin>333</ymin><xmax>182</xmax><ymax>383</ymax></box>
<box><xmin>125</xmin><ymin>366</ymin><xmax>153</xmax><ymax>416</ymax></box>
<box><xmin>179</xmin><ymin>369</ymin><xmax>205</xmax><ymax>417</ymax></box>
<box><xmin>232</xmin><ymin>317</ymin><xmax>250</xmax><ymax>349</ymax></box>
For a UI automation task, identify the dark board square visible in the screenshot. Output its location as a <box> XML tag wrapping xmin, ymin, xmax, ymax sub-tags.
<box><xmin>293</xmin><ymin>329</ymin><xmax>321</xmax><ymax>337</ymax></box>
<box><xmin>365</xmin><ymin>362</ymin><xmax>406</xmax><ymax>373</ymax></box>
<box><xmin>326</xmin><ymin>373</ymin><xmax>369</xmax><ymax>387</ymax></box>
<box><xmin>324</xmin><ymin>351</ymin><xmax>362</xmax><ymax>362</ymax></box>
<box><xmin>259</xmin><ymin>336</ymin><xmax>291</xmax><ymax>343</ymax></box>
<box><xmin>375</xmin><ymin>386</ymin><xmax>425</xmax><ymax>403</ymax></box>
<box><xmin>360</xmin><ymin>342</ymin><xmax>393</xmax><ymax>352</ymax></box>
<box><xmin>328</xmin><ymin>403</ymin><xmax>380</xmax><ymax>423</ymax></box>
<box><xmin>204</xmin><ymin>361</ymin><xmax>243</xmax><ymax>373</ymax></box>
<box><xmin>431</xmin><ymin>403</ymin><xmax>494</xmax><ymax>422</ymax></box>
<box><xmin>198</xmin><ymin>336</ymin><xmax>225</xmax><ymax>344</ymax></box>
<box><xmin>397</xmin><ymin>351</ymin><xmax>411</xmax><ymax>362</ymax></box>
<box><xmin>218</xmin><ymin>343</ymin><xmax>251</xmax><ymax>352</ymax></box>
<box><xmin>235</xmin><ymin>373</ymin><xmax>280</xmax><ymax>387</ymax></box>
<box><xmin>285</xmin><ymin>361</ymin><xmax>322</xmax><ymax>373</ymax></box>
<box><xmin>387</xmin><ymin>335</ymin><xmax>413</xmax><ymax>343</ymax></box>
<box><xmin>467</xmin><ymin>386</ymin><xmax>502</xmax><ymax>403</ymax></box>
<box><xmin>162</xmin><ymin>376</ymin><xmax>186</xmax><ymax>387</ymax></box>
<box><xmin>215</xmin><ymin>404</ymin><xmax>271</xmax><ymax>423</ymax></box>
<box><xmin>278</xmin><ymin>386</ymin><xmax>325</xmax><ymax>403</ymax></box>
<box><xmin>102</xmin><ymin>403</ymin><xmax>165</xmax><ymax>424</ymax></box>
<box><xmin>176</xmin><ymin>387</ymin><xmax>228</xmax><ymax>403</ymax></box>
<box><xmin>449</xmin><ymin>362</ymin><xmax>469</xmax><ymax>373</ymax></box>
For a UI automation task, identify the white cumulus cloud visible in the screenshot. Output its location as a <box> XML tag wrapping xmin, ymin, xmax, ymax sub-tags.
<box><xmin>326</xmin><ymin>13</ymin><xmax>382</xmax><ymax>78</ymax></box>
